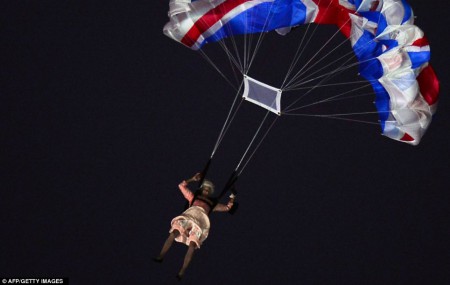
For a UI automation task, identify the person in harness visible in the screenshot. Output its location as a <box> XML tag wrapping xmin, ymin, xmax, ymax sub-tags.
<box><xmin>154</xmin><ymin>172</ymin><xmax>236</xmax><ymax>279</ymax></box>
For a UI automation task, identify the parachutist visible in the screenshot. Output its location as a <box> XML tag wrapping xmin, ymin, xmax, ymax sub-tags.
<box><xmin>154</xmin><ymin>172</ymin><xmax>236</xmax><ymax>278</ymax></box>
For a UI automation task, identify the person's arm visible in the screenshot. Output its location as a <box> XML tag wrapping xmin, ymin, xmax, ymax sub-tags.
<box><xmin>178</xmin><ymin>173</ymin><xmax>202</xmax><ymax>203</ymax></box>
<box><xmin>213</xmin><ymin>194</ymin><xmax>236</xmax><ymax>212</ymax></box>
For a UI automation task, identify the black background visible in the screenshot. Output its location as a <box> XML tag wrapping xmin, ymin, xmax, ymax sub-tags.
<box><xmin>2</xmin><ymin>1</ymin><xmax>449</xmax><ymax>284</ymax></box>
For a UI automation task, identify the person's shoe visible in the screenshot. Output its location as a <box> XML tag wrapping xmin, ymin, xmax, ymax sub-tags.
<box><xmin>176</xmin><ymin>273</ymin><xmax>183</xmax><ymax>281</ymax></box>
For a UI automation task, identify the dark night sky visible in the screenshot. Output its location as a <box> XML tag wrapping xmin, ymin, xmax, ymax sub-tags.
<box><xmin>2</xmin><ymin>1</ymin><xmax>449</xmax><ymax>284</ymax></box>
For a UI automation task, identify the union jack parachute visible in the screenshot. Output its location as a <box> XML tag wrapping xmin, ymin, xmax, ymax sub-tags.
<box><xmin>164</xmin><ymin>0</ymin><xmax>439</xmax><ymax>145</ymax></box>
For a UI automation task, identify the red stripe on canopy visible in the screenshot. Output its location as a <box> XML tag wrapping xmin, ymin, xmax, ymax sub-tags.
<box><xmin>181</xmin><ymin>0</ymin><xmax>252</xmax><ymax>47</ymax></box>
<box><xmin>312</xmin><ymin>0</ymin><xmax>354</xmax><ymax>38</ymax></box>
<box><xmin>412</xmin><ymin>37</ymin><xmax>430</xmax><ymax>47</ymax></box>
<box><xmin>400</xmin><ymin>133</ymin><xmax>414</xmax><ymax>142</ymax></box>
<box><xmin>418</xmin><ymin>65</ymin><xmax>440</xmax><ymax>106</ymax></box>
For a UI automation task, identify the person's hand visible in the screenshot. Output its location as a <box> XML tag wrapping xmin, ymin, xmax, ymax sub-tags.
<box><xmin>185</xmin><ymin>172</ymin><xmax>202</xmax><ymax>183</ymax></box>
<box><xmin>229</xmin><ymin>193</ymin><xmax>236</xmax><ymax>199</ymax></box>
<box><xmin>192</xmin><ymin>172</ymin><xmax>202</xmax><ymax>182</ymax></box>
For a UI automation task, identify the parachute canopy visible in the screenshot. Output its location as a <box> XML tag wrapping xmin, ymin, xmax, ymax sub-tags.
<box><xmin>164</xmin><ymin>0</ymin><xmax>439</xmax><ymax>145</ymax></box>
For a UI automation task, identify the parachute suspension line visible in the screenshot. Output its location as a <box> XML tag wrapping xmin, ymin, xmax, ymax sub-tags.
<box><xmin>291</xmin><ymin>110</ymin><xmax>385</xmax><ymax>117</ymax></box>
<box><xmin>234</xmin><ymin>110</ymin><xmax>271</xmax><ymax>172</ymax></box>
<box><xmin>243</xmin><ymin>4</ymin><xmax>258</xmax><ymax>73</ymax></box>
<box><xmin>215</xmin><ymin>103</ymin><xmax>277</xmax><ymax>201</ymax></box>
<box><xmin>285</xmin><ymin>29</ymin><xmax>385</xmax><ymax>91</ymax></box>
<box><xmin>282</xmin><ymin>23</ymin><xmax>324</xmax><ymax>89</ymax></box>
<box><xmin>209</xmin><ymin>7</ymin><xmax>244</xmax><ymax>75</ymax></box>
<box><xmin>292</xmin><ymin>35</ymin><xmax>384</xmax><ymax>87</ymax></box>
<box><xmin>216</xmin><ymin>4</ymin><xmax>245</xmax><ymax>73</ymax></box>
<box><xmin>296</xmin><ymin>91</ymin><xmax>376</xmax><ymax>105</ymax></box>
<box><xmin>283</xmin><ymin>16</ymin><xmax>352</xmax><ymax>90</ymax></box>
<box><xmin>216</xmin><ymin>12</ymin><xmax>245</xmax><ymax>85</ymax></box>
<box><xmin>245</xmin><ymin>27</ymin><xmax>268</xmax><ymax>74</ymax></box>
<box><xmin>246</xmin><ymin>0</ymin><xmax>278</xmax><ymax>73</ymax></box>
<box><xmin>285</xmin><ymin>53</ymin><xmax>383</xmax><ymax>91</ymax></box>
<box><xmin>216</xmin><ymin>39</ymin><xmax>244</xmax><ymax>73</ymax></box>
<box><xmin>198</xmin><ymin>49</ymin><xmax>238</xmax><ymax>90</ymax></box>
<box><xmin>288</xmin><ymin>80</ymin><xmax>376</xmax><ymax>90</ymax></box>
<box><xmin>283</xmin><ymin>50</ymin><xmax>386</xmax><ymax>115</ymax></box>
<box><xmin>215</xmin><ymin>26</ymin><xmax>243</xmax><ymax>86</ymax></box>
<box><xmin>283</xmin><ymin>61</ymin><xmax>371</xmax><ymax>112</ymax></box>
<box><xmin>283</xmin><ymin>48</ymin><xmax>384</xmax><ymax>109</ymax></box>
<box><xmin>281</xmin><ymin>21</ymin><xmax>316</xmax><ymax>89</ymax></box>
<box><xmin>284</xmin><ymin>83</ymin><xmax>373</xmax><ymax>112</ymax></box>
<box><xmin>282</xmin><ymin>0</ymin><xmax>329</xmax><ymax>88</ymax></box>
<box><xmin>238</xmin><ymin>116</ymin><xmax>278</xmax><ymax>176</ymax></box>
<box><xmin>210</xmin><ymin>82</ymin><xmax>245</xmax><ymax>158</ymax></box>
<box><xmin>226</xmin><ymin>34</ymin><xmax>245</xmax><ymax>72</ymax></box>
<box><xmin>228</xmin><ymin>48</ymin><xmax>244</xmax><ymax>87</ymax></box>
<box><xmin>282</xmin><ymin>112</ymin><xmax>381</xmax><ymax>125</ymax></box>
<box><xmin>192</xmin><ymin>8</ymin><xmax>244</xmax><ymax>81</ymax></box>
<box><xmin>243</xmin><ymin>5</ymin><xmax>250</xmax><ymax>73</ymax></box>
<box><xmin>287</xmin><ymin>36</ymin><xmax>351</xmax><ymax>86</ymax></box>
<box><xmin>217</xmin><ymin>2</ymin><xmax>253</xmax><ymax>76</ymax></box>
<box><xmin>285</xmin><ymin>61</ymin><xmax>359</xmax><ymax>90</ymax></box>
<box><xmin>281</xmin><ymin>9</ymin><xmax>390</xmax><ymax>97</ymax></box>
<box><xmin>220</xmin><ymin>38</ymin><xmax>240</xmax><ymax>71</ymax></box>
<box><xmin>305</xmin><ymin>89</ymin><xmax>375</xmax><ymax>105</ymax></box>
<box><xmin>324</xmin><ymin>91</ymin><xmax>375</xmax><ymax>102</ymax></box>
<box><xmin>245</xmin><ymin>9</ymin><xmax>257</xmax><ymax>73</ymax></box>
<box><xmin>214</xmin><ymin>97</ymin><xmax>245</xmax><ymax>155</ymax></box>
<box><xmin>288</xmin><ymin>47</ymin><xmax>358</xmax><ymax>89</ymax></box>
<box><xmin>281</xmin><ymin>0</ymin><xmax>334</xmax><ymax>88</ymax></box>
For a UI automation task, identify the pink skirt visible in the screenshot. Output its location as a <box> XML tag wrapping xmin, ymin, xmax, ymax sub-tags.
<box><xmin>170</xmin><ymin>206</ymin><xmax>211</xmax><ymax>248</ymax></box>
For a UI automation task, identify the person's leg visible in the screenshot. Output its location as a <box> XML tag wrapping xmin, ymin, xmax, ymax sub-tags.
<box><xmin>176</xmin><ymin>241</ymin><xmax>197</xmax><ymax>279</ymax></box>
<box><xmin>154</xmin><ymin>230</ymin><xmax>179</xmax><ymax>262</ymax></box>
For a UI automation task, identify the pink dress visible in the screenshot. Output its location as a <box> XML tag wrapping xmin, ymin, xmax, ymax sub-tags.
<box><xmin>170</xmin><ymin>180</ymin><xmax>232</xmax><ymax>248</ymax></box>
